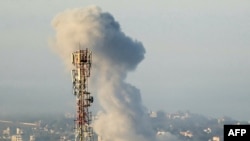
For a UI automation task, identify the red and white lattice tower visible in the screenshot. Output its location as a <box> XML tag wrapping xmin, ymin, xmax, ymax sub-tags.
<box><xmin>71</xmin><ymin>48</ymin><xmax>94</xmax><ymax>141</ymax></box>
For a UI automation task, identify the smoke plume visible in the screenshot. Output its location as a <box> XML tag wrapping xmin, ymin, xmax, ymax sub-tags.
<box><xmin>51</xmin><ymin>6</ymin><xmax>175</xmax><ymax>141</ymax></box>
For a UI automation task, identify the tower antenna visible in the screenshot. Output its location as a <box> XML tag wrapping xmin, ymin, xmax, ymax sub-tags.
<box><xmin>71</xmin><ymin>48</ymin><xmax>94</xmax><ymax>141</ymax></box>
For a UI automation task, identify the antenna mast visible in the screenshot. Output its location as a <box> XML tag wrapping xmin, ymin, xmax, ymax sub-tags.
<box><xmin>71</xmin><ymin>48</ymin><xmax>94</xmax><ymax>141</ymax></box>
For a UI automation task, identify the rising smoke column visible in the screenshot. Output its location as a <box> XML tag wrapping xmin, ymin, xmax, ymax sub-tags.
<box><xmin>51</xmin><ymin>6</ymin><xmax>157</xmax><ymax>141</ymax></box>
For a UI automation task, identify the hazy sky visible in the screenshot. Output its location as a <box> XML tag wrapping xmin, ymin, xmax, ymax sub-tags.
<box><xmin>0</xmin><ymin>0</ymin><xmax>250</xmax><ymax>121</ymax></box>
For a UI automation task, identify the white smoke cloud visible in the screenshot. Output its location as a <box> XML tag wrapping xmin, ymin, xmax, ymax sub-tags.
<box><xmin>51</xmin><ymin>5</ymin><xmax>179</xmax><ymax>141</ymax></box>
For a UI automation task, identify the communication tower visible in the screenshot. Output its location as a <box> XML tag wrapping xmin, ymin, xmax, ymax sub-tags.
<box><xmin>71</xmin><ymin>48</ymin><xmax>94</xmax><ymax>141</ymax></box>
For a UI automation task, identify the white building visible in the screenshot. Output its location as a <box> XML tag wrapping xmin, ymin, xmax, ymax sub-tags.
<box><xmin>212</xmin><ymin>136</ymin><xmax>220</xmax><ymax>141</ymax></box>
<box><xmin>149</xmin><ymin>111</ymin><xmax>157</xmax><ymax>118</ymax></box>
<box><xmin>30</xmin><ymin>135</ymin><xmax>35</xmax><ymax>141</ymax></box>
<box><xmin>11</xmin><ymin>135</ymin><xmax>22</xmax><ymax>141</ymax></box>
<box><xmin>11</xmin><ymin>128</ymin><xmax>23</xmax><ymax>141</ymax></box>
<box><xmin>180</xmin><ymin>130</ymin><xmax>193</xmax><ymax>138</ymax></box>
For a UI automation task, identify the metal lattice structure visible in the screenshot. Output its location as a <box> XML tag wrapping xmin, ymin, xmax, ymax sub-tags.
<box><xmin>71</xmin><ymin>48</ymin><xmax>94</xmax><ymax>141</ymax></box>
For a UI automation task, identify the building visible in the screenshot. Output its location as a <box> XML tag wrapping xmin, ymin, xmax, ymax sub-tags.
<box><xmin>180</xmin><ymin>130</ymin><xmax>193</xmax><ymax>138</ymax></box>
<box><xmin>212</xmin><ymin>136</ymin><xmax>220</xmax><ymax>141</ymax></box>
<box><xmin>30</xmin><ymin>135</ymin><xmax>35</xmax><ymax>141</ymax></box>
<box><xmin>11</xmin><ymin>135</ymin><xmax>22</xmax><ymax>141</ymax></box>
<box><xmin>11</xmin><ymin>128</ymin><xmax>23</xmax><ymax>141</ymax></box>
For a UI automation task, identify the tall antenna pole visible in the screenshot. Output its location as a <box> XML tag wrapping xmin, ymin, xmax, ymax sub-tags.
<box><xmin>71</xmin><ymin>48</ymin><xmax>94</xmax><ymax>141</ymax></box>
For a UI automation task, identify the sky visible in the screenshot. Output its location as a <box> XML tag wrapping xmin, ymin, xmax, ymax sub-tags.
<box><xmin>0</xmin><ymin>0</ymin><xmax>250</xmax><ymax>121</ymax></box>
